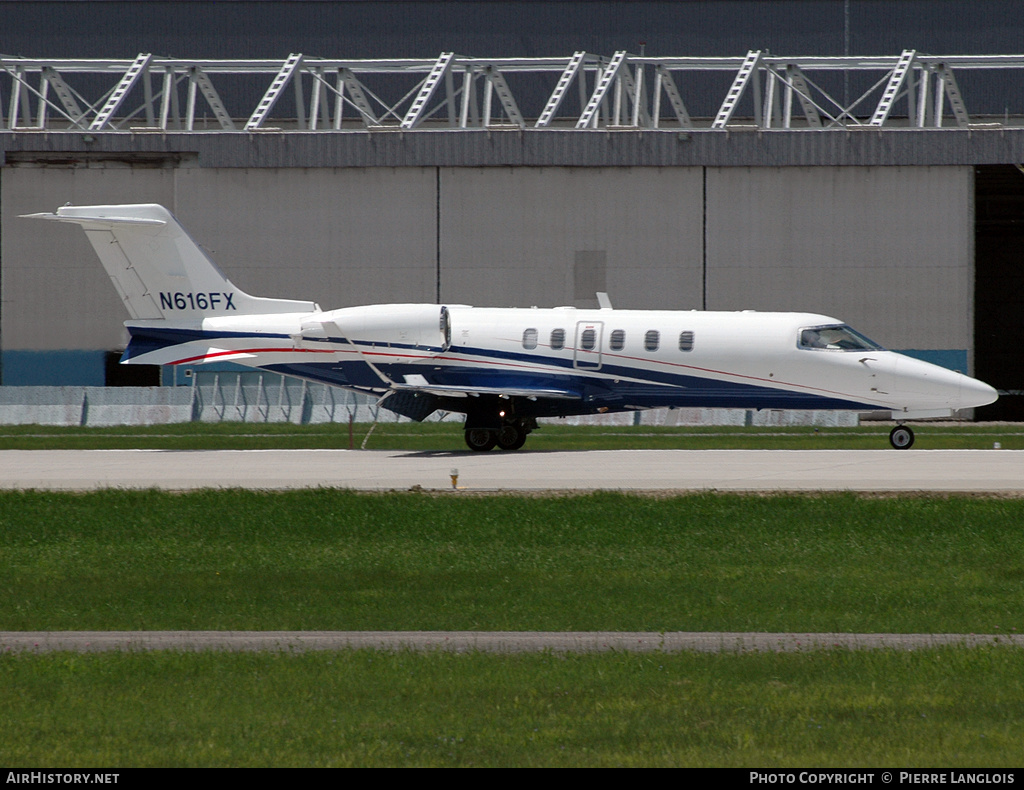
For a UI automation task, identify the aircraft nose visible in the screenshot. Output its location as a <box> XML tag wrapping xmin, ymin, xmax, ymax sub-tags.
<box><xmin>891</xmin><ymin>355</ymin><xmax>998</xmax><ymax>412</ymax></box>
<box><xmin>958</xmin><ymin>373</ymin><xmax>999</xmax><ymax>409</ymax></box>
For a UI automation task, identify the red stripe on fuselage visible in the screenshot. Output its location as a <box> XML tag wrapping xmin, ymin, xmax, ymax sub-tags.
<box><xmin>169</xmin><ymin>347</ymin><xmax>338</xmax><ymax>365</ymax></box>
<box><xmin>166</xmin><ymin>342</ymin><xmax>865</xmax><ymax>404</ymax></box>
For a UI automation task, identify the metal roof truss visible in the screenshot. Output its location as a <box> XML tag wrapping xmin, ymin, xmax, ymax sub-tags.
<box><xmin>0</xmin><ymin>51</ymin><xmax>1015</xmax><ymax>132</ymax></box>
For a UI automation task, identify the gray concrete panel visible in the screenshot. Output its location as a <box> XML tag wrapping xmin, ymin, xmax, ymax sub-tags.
<box><xmin>2</xmin><ymin>166</ymin><xmax>439</xmax><ymax>358</ymax></box>
<box><xmin>439</xmin><ymin>167</ymin><xmax>704</xmax><ymax>309</ymax></box>
<box><xmin>173</xmin><ymin>167</ymin><xmax>438</xmax><ymax>309</ymax></box>
<box><xmin>705</xmin><ymin>166</ymin><xmax>972</xmax><ymax>353</ymax></box>
<box><xmin>2</xmin><ymin>165</ymin><xmax>176</xmax><ymax>351</ymax></box>
<box><xmin>0</xmin><ymin>386</ymin><xmax>192</xmax><ymax>425</ymax></box>
<box><xmin>1</xmin><ymin>160</ymin><xmax>975</xmax><ymax>377</ymax></box>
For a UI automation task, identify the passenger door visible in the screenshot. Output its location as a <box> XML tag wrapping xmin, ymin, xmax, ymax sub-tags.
<box><xmin>573</xmin><ymin>321</ymin><xmax>604</xmax><ymax>370</ymax></box>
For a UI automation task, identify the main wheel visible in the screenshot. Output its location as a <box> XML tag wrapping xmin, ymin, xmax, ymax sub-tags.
<box><xmin>496</xmin><ymin>423</ymin><xmax>528</xmax><ymax>451</ymax></box>
<box><xmin>889</xmin><ymin>425</ymin><xmax>915</xmax><ymax>449</ymax></box>
<box><xmin>464</xmin><ymin>428</ymin><xmax>497</xmax><ymax>452</ymax></box>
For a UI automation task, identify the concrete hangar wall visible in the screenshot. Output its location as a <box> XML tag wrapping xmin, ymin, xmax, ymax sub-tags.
<box><xmin>1</xmin><ymin>155</ymin><xmax>972</xmax><ymax>386</ymax></box>
<box><xmin>4</xmin><ymin>0</ymin><xmax>1022</xmax><ymax>414</ymax></box>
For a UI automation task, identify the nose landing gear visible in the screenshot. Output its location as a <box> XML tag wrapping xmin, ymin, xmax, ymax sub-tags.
<box><xmin>889</xmin><ymin>424</ymin><xmax>915</xmax><ymax>449</ymax></box>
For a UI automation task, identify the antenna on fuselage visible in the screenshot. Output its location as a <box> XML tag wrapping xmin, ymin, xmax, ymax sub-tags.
<box><xmin>596</xmin><ymin>292</ymin><xmax>613</xmax><ymax>310</ymax></box>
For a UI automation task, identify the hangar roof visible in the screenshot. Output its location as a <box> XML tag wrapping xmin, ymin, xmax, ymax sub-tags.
<box><xmin>4</xmin><ymin>50</ymin><xmax>1024</xmax><ymax>168</ymax></box>
<box><xmin>4</xmin><ymin>51</ymin><xmax>1024</xmax><ymax>133</ymax></box>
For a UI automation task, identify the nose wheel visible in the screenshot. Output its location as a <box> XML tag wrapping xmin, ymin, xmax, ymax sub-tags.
<box><xmin>889</xmin><ymin>425</ymin><xmax>915</xmax><ymax>449</ymax></box>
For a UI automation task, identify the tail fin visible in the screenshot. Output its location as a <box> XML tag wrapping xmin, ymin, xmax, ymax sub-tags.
<box><xmin>22</xmin><ymin>203</ymin><xmax>317</xmax><ymax>319</ymax></box>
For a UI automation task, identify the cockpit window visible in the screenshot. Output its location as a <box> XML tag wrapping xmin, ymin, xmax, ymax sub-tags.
<box><xmin>799</xmin><ymin>324</ymin><xmax>884</xmax><ymax>351</ymax></box>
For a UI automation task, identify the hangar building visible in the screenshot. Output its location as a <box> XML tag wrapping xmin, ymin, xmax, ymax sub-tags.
<box><xmin>2</xmin><ymin>0</ymin><xmax>1023</xmax><ymax>420</ymax></box>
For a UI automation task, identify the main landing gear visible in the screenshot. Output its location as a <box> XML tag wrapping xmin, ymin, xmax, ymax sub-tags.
<box><xmin>889</xmin><ymin>424</ymin><xmax>915</xmax><ymax>449</ymax></box>
<box><xmin>464</xmin><ymin>418</ymin><xmax>533</xmax><ymax>452</ymax></box>
<box><xmin>464</xmin><ymin>428</ymin><xmax>498</xmax><ymax>452</ymax></box>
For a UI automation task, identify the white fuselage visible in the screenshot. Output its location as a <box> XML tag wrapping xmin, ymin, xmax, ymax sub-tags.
<box><xmin>122</xmin><ymin>305</ymin><xmax>997</xmax><ymax>419</ymax></box>
<box><xmin>26</xmin><ymin>202</ymin><xmax>998</xmax><ymax>449</ymax></box>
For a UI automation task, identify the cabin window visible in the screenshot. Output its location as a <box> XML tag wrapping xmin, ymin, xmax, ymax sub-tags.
<box><xmin>678</xmin><ymin>331</ymin><xmax>694</xmax><ymax>352</ymax></box>
<box><xmin>609</xmin><ymin>329</ymin><xmax>626</xmax><ymax>351</ymax></box>
<box><xmin>522</xmin><ymin>328</ymin><xmax>538</xmax><ymax>350</ymax></box>
<box><xmin>644</xmin><ymin>330</ymin><xmax>660</xmax><ymax>352</ymax></box>
<box><xmin>798</xmin><ymin>324</ymin><xmax>883</xmax><ymax>352</ymax></box>
<box><xmin>550</xmin><ymin>328</ymin><xmax>566</xmax><ymax>350</ymax></box>
<box><xmin>580</xmin><ymin>328</ymin><xmax>597</xmax><ymax>351</ymax></box>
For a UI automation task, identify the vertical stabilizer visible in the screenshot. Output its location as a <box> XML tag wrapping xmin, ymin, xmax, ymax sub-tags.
<box><xmin>22</xmin><ymin>203</ymin><xmax>317</xmax><ymax>319</ymax></box>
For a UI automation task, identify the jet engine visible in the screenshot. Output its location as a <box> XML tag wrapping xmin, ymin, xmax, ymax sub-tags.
<box><xmin>299</xmin><ymin>303</ymin><xmax>451</xmax><ymax>352</ymax></box>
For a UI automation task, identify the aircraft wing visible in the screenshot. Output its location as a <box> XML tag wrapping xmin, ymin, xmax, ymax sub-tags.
<box><xmin>312</xmin><ymin>319</ymin><xmax>583</xmax><ymax>401</ymax></box>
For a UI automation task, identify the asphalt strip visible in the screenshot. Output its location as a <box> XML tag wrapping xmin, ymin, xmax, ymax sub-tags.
<box><xmin>2</xmin><ymin>631</ymin><xmax>1023</xmax><ymax>653</ymax></box>
<box><xmin>2</xmin><ymin>448</ymin><xmax>1024</xmax><ymax>493</ymax></box>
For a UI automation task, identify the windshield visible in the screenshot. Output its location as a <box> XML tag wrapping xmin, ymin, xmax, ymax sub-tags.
<box><xmin>798</xmin><ymin>324</ymin><xmax>884</xmax><ymax>351</ymax></box>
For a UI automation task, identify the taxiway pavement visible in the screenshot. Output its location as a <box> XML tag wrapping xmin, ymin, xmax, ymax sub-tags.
<box><xmin>3</xmin><ymin>631</ymin><xmax>1022</xmax><ymax>653</ymax></box>
<box><xmin>0</xmin><ymin>449</ymin><xmax>1021</xmax><ymax>493</ymax></box>
<box><xmin>5</xmin><ymin>449</ymin><xmax>1021</xmax><ymax>654</ymax></box>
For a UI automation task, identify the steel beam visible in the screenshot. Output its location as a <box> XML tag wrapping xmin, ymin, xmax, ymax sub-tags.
<box><xmin>246</xmin><ymin>53</ymin><xmax>304</xmax><ymax>131</ymax></box>
<box><xmin>1</xmin><ymin>51</ymin><xmax>1023</xmax><ymax>132</ymax></box>
<box><xmin>577</xmin><ymin>51</ymin><xmax>627</xmax><ymax>129</ymax></box>
<box><xmin>89</xmin><ymin>53</ymin><xmax>153</xmax><ymax>130</ymax></box>
<box><xmin>536</xmin><ymin>52</ymin><xmax>586</xmax><ymax>127</ymax></box>
<box><xmin>712</xmin><ymin>50</ymin><xmax>761</xmax><ymax>129</ymax></box>
<box><xmin>870</xmin><ymin>50</ymin><xmax>916</xmax><ymax>127</ymax></box>
<box><xmin>400</xmin><ymin>52</ymin><xmax>455</xmax><ymax>129</ymax></box>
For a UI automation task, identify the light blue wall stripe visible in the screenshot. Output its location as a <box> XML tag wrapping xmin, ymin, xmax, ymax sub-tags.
<box><xmin>2</xmin><ymin>351</ymin><xmax>106</xmax><ymax>386</ymax></box>
<box><xmin>895</xmin><ymin>350</ymin><xmax>968</xmax><ymax>373</ymax></box>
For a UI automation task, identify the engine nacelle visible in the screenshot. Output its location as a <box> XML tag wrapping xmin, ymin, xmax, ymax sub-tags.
<box><xmin>300</xmin><ymin>303</ymin><xmax>451</xmax><ymax>352</ymax></box>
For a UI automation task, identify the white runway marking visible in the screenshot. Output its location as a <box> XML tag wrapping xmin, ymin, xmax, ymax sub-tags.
<box><xmin>0</xmin><ymin>449</ymin><xmax>1022</xmax><ymax>493</ymax></box>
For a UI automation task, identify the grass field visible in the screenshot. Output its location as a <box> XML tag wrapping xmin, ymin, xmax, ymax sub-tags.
<box><xmin>4</xmin><ymin>490</ymin><xmax>1024</xmax><ymax>633</ymax></box>
<box><xmin>3</xmin><ymin>647</ymin><xmax>1023</xmax><ymax>767</ymax></box>
<box><xmin>3</xmin><ymin>476</ymin><xmax>1024</xmax><ymax>765</ymax></box>
<box><xmin>2</xmin><ymin>420</ymin><xmax>1024</xmax><ymax>450</ymax></box>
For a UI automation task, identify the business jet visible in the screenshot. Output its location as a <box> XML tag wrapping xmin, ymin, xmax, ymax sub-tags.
<box><xmin>24</xmin><ymin>203</ymin><xmax>998</xmax><ymax>450</ymax></box>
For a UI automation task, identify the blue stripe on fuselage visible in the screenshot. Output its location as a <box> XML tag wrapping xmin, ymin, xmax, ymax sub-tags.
<box><xmin>121</xmin><ymin>325</ymin><xmax>292</xmax><ymax>361</ymax></box>
<box><xmin>123</xmin><ymin>325</ymin><xmax>877</xmax><ymax>411</ymax></box>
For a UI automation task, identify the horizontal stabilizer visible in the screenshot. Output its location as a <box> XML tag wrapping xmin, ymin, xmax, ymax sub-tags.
<box><xmin>22</xmin><ymin>204</ymin><xmax>317</xmax><ymax>320</ymax></box>
<box><xmin>23</xmin><ymin>212</ymin><xmax>166</xmax><ymax>227</ymax></box>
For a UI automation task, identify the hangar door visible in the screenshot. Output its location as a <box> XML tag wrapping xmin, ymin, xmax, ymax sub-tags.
<box><xmin>975</xmin><ymin>165</ymin><xmax>1024</xmax><ymax>420</ymax></box>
